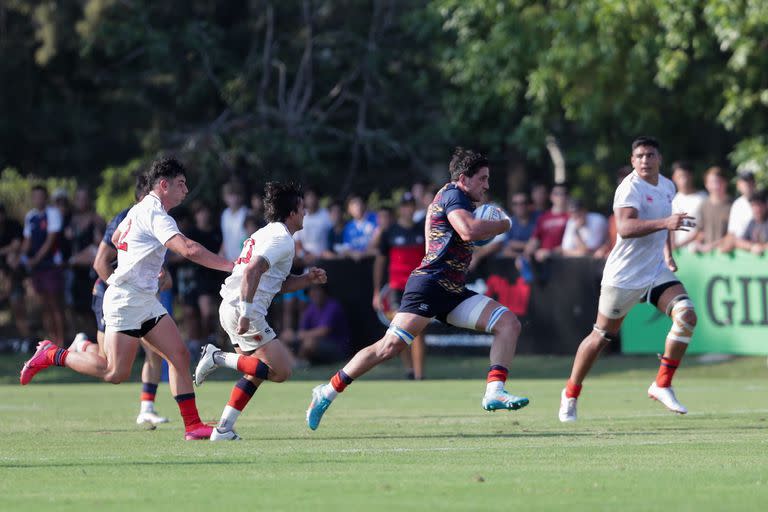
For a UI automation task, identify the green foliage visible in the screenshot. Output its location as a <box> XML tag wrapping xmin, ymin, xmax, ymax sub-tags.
<box><xmin>1</xmin><ymin>0</ymin><xmax>768</xmax><ymax>199</ymax></box>
<box><xmin>0</xmin><ymin>168</ymin><xmax>76</xmax><ymax>221</ymax></box>
<box><xmin>94</xmin><ymin>159</ymin><xmax>145</xmax><ymax>220</ymax></box>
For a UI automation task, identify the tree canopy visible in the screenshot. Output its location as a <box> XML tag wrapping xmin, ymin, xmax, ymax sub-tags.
<box><xmin>1</xmin><ymin>0</ymin><xmax>766</xmax><ymax>213</ymax></box>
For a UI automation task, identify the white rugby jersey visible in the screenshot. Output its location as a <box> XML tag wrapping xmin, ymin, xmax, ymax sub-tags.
<box><xmin>602</xmin><ymin>170</ymin><xmax>676</xmax><ymax>289</ymax></box>
<box><xmin>220</xmin><ymin>222</ymin><xmax>296</xmax><ymax>316</ymax></box>
<box><xmin>107</xmin><ymin>193</ymin><xmax>181</xmax><ymax>293</ymax></box>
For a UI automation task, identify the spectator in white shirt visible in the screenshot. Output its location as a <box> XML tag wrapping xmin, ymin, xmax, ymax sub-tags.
<box><xmin>670</xmin><ymin>161</ymin><xmax>706</xmax><ymax>250</ymax></box>
<box><xmin>561</xmin><ymin>198</ymin><xmax>607</xmax><ymax>257</ymax></box>
<box><xmin>728</xmin><ymin>170</ymin><xmax>756</xmax><ymax>239</ymax></box>
<box><xmin>220</xmin><ymin>181</ymin><xmax>249</xmax><ymax>262</ymax></box>
<box><xmin>294</xmin><ymin>188</ymin><xmax>332</xmax><ymax>265</ymax></box>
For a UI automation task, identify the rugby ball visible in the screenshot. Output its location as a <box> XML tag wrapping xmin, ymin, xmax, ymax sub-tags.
<box><xmin>473</xmin><ymin>204</ymin><xmax>503</xmax><ymax>247</ymax></box>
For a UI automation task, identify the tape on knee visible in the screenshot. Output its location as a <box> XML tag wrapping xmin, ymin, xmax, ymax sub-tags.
<box><xmin>486</xmin><ymin>306</ymin><xmax>509</xmax><ymax>333</ymax></box>
<box><xmin>387</xmin><ymin>323</ymin><xmax>415</xmax><ymax>346</ymax></box>
<box><xmin>668</xmin><ymin>296</ymin><xmax>695</xmax><ymax>344</ymax></box>
<box><xmin>592</xmin><ymin>324</ymin><xmax>617</xmax><ymax>343</ymax></box>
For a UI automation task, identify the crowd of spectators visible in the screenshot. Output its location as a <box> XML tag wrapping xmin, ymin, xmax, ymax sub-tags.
<box><xmin>0</xmin><ymin>166</ymin><xmax>765</xmax><ymax>364</ymax></box>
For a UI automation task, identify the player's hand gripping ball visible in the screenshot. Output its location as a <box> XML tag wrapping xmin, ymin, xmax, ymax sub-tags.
<box><xmin>473</xmin><ymin>204</ymin><xmax>506</xmax><ymax>247</ymax></box>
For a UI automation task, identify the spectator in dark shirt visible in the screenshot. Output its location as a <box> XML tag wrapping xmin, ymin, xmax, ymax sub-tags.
<box><xmin>295</xmin><ymin>284</ymin><xmax>350</xmax><ymax>365</ymax></box>
<box><xmin>22</xmin><ymin>185</ymin><xmax>66</xmax><ymax>345</ymax></box>
<box><xmin>373</xmin><ymin>192</ymin><xmax>426</xmax><ymax>379</ymax></box>
<box><xmin>0</xmin><ymin>203</ymin><xmax>32</xmax><ymax>348</ymax></box>
<box><xmin>65</xmin><ymin>187</ymin><xmax>106</xmax><ymax>334</ymax></box>
<box><xmin>323</xmin><ymin>200</ymin><xmax>347</xmax><ymax>258</ymax></box>
<box><xmin>178</xmin><ymin>201</ymin><xmax>224</xmax><ymax>351</ymax></box>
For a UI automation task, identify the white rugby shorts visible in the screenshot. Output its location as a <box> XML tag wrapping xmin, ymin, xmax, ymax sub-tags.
<box><xmin>598</xmin><ymin>267</ymin><xmax>678</xmax><ymax>319</ymax></box>
<box><xmin>103</xmin><ymin>283</ymin><xmax>168</xmax><ymax>331</ymax></box>
<box><xmin>219</xmin><ymin>301</ymin><xmax>277</xmax><ymax>352</ymax></box>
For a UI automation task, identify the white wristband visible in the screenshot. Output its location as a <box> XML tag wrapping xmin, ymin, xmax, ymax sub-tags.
<box><xmin>239</xmin><ymin>300</ymin><xmax>258</xmax><ymax>318</ymax></box>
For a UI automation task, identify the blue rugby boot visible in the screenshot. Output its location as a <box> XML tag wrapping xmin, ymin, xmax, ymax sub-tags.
<box><xmin>482</xmin><ymin>389</ymin><xmax>529</xmax><ymax>411</ymax></box>
<box><xmin>307</xmin><ymin>384</ymin><xmax>334</xmax><ymax>430</ymax></box>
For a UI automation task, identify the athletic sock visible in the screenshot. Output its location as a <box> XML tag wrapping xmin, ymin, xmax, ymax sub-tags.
<box><xmin>174</xmin><ymin>393</ymin><xmax>203</xmax><ymax>429</ymax></box>
<box><xmin>45</xmin><ymin>346</ymin><xmax>68</xmax><ymax>367</ymax></box>
<box><xmin>140</xmin><ymin>383</ymin><xmax>158</xmax><ymax>413</ymax></box>
<box><xmin>328</xmin><ymin>370</ymin><xmax>353</xmax><ymax>396</ymax></box>
<box><xmin>485</xmin><ymin>365</ymin><xmax>508</xmax><ymax>394</ymax></box>
<box><xmin>656</xmin><ymin>356</ymin><xmax>680</xmax><ymax>388</ymax></box>
<box><xmin>219</xmin><ymin>377</ymin><xmax>259</xmax><ymax>431</ymax></box>
<box><xmin>235</xmin><ymin>356</ymin><xmax>270</xmax><ymax>379</ymax></box>
<box><xmin>565</xmin><ymin>379</ymin><xmax>582</xmax><ymax>399</ymax></box>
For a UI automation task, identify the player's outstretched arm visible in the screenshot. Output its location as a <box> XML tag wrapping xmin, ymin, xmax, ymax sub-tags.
<box><xmin>616</xmin><ymin>207</ymin><xmax>694</xmax><ymax>239</ymax></box>
<box><xmin>165</xmin><ymin>233</ymin><xmax>234</xmax><ymax>272</ymax></box>
<box><xmin>280</xmin><ymin>267</ymin><xmax>327</xmax><ymax>294</ymax></box>
<box><xmin>447</xmin><ymin>209</ymin><xmax>510</xmax><ymax>242</ymax></box>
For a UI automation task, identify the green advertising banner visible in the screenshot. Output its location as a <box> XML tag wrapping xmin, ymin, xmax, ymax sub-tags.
<box><xmin>622</xmin><ymin>250</ymin><xmax>768</xmax><ymax>355</ymax></box>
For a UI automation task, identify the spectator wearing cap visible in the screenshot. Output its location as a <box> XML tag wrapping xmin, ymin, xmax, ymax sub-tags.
<box><xmin>294</xmin><ymin>188</ymin><xmax>332</xmax><ymax>265</ymax></box>
<box><xmin>21</xmin><ymin>185</ymin><xmax>66</xmax><ymax>345</ymax></box>
<box><xmin>373</xmin><ymin>191</ymin><xmax>427</xmax><ymax>379</ymax></box>
<box><xmin>726</xmin><ymin>170</ymin><xmax>756</xmax><ymax>241</ymax></box>
<box><xmin>670</xmin><ymin>161</ymin><xmax>706</xmax><ymax>250</ymax></box>
<box><xmin>733</xmin><ymin>189</ymin><xmax>768</xmax><ymax>256</ymax></box>
<box><xmin>561</xmin><ymin>198</ymin><xmax>607</xmax><ymax>257</ymax></box>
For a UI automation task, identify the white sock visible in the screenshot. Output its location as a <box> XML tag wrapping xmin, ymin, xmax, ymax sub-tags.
<box><xmin>213</xmin><ymin>351</ymin><xmax>241</xmax><ymax>370</ymax></box>
<box><xmin>218</xmin><ymin>405</ymin><xmax>241</xmax><ymax>431</ymax></box>
<box><xmin>140</xmin><ymin>400</ymin><xmax>155</xmax><ymax>414</ymax></box>
<box><xmin>485</xmin><ymin>380</ymin><xmax>504</xmax><ymax>395</ymax></box>
<box><xmin>322</xmin><ymin>383</ymin><xmax>338</xmax><ymax>400</ymax></box>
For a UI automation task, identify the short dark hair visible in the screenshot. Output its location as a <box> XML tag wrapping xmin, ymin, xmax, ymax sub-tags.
<box><xmin>748</xmin><ymin>189</ymin><xmax>767</xmax><ymax>203</ymax></box>
<box><xmin>264</xmin><ymin>182</ymin><xmax>303</xmax><ymax>223</ymax></box>
<box><xmin>134</xmin><ymin>173</ymin><xmax>149</xmax><ymax>201</ymax></box>
<box><xmin>671</xmin><ymin>161</ymin><xmax>693</xmax><ymax>174</ymax></box>
<box><xmin>631</xmin><ymin>136</ymin><xmax>660</xmax><ymax>152</ymax></box>
<box><xmin>31</xmin><ymin>185</ymin><xmax>48</xmax><ymax>196</ymax></box>
<box><xmin>705</xmin><ymin>166</ymin><xmax>727</xmax><ymax>180</ymax></box>
<box><xmin>449</xmin><ymin>147</ymin><xmax>489</xmax><ymax>181</ymax></box>
<box><xmin>146</xmin><ymin>157</ymin><xmax>186</xmax><ymax>189</ymax></box>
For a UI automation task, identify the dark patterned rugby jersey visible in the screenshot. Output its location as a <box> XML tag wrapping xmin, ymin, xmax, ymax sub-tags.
<box><xmin>410</xmin><ymin>183</ymin><xmax>474</xmax><ymax>293</ymax></box>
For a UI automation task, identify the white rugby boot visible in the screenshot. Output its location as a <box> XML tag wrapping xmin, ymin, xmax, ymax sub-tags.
<box><xmin>194</xmin><ymin>344</ymin><xmax>220</xmax><ymax>386</ymax></box>
<box><xmin>558</xmin><ymin>388</ymin><xmax>578</xmax><ymax>422</ymax></box>
<box><xmin>648</xmin><ymin>382</ymin><xmax>688</xmax><ymax>414</ymax></box>
<box><xmin>210</xmin><ymin>428</ymin><xmax>242</xmax><ymax>441</ymax></box>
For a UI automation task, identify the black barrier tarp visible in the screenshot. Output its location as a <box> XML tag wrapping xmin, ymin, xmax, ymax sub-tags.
<box><xmin>316</xmin><ymin>256</ymin><xmax>610</xmax><ymax>354</ymax></box>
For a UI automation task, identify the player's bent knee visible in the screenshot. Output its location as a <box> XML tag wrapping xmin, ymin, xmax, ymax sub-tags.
<box><xmin>270</xmin><ymin>366</ymin><xmax>292</xmax><ymax>383</ymax></box>
<box><xmin>104</xmin><ymin>369</ymin><xmax>130</xmax><ymax>384</ymax></box>
<box><xmin>668</xmin><ymin>297</ymin><xmax>696</xmax><ymax>344</ymax></box>
<box><xmin>374</xmin><ymin>337</ymin><xmax>405</xmax><ymax>360</ymax></box>
<box><xmin>592</xmin><ymin>324</ymin><xmax>618</xmax><ymax>346</ymax></box>
<box><xmin>490</xmin><ymin>311</ymin><xmax>520</xmax><ymax>338</ymax></box>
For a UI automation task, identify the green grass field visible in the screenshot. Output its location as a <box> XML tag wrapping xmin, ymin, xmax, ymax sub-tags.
<box><xmin>1</xmin><ymin>354</ymin><xmax>767</xmax><ymax>511</ymax></box>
